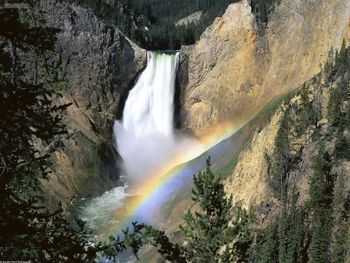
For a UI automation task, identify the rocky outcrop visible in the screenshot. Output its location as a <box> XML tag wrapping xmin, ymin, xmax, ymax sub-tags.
<box><xmin>179</xmin><ymin>0</ymin><xmax>350</xmax><ymax>137</ymax></box>
<box><xmin>39</xmin><ymin>0</ymin><xmax>146</xmax><ymax>208</ymax></box>
<box><xmin>224</xmin><ymin>59</ymin><xmax>350</xmax><ymax>223</ymax></box>
<box><xmin>224</xmin><ymin>109</ymin><xmax>283</xmax><ymax>210</ymax></box>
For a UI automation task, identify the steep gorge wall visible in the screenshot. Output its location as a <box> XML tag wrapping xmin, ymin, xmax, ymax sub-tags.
<box><xmin>37</xmin><ymin>0</ymin><xmax>350</xmax><ymax>207</ymax></box>
<box><xmin>179</xmin><ymin>0</ymin><xmax>350</xmax><ymax>136</ymax></box>
<box><xmin>39</xmin><ymin>0</ymin><xmax>146</xmax><ymax>208</ymax></box>
<box><xmin>225</xmin><ymin>64</ymin><xmax>350</xmax><ymax>223</ymax></box>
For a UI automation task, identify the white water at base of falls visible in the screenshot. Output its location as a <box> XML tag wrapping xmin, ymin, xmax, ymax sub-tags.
<box><xmin>77</xmin><ymin>51</ymin><xmax>238</xmax><ymax>246</ymax></box>
<box><xmin>114</xmin><ymin>51</ymin><xmax>199</xmax><ymax>184</ymax></box>
<box><xmin>77</xmin><ymin>186</ymin><xmax>129</xmax><ymax>233</ymax></box>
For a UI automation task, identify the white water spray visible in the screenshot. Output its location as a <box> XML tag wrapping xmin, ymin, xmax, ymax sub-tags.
<box><xmin>114</xmin><ymin>51</ymin><xmax>198</xmax><ymax>183</ymax></box>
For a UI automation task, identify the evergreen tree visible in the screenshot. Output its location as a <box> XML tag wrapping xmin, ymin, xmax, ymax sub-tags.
<box><xmin>277</xmin><ymin>206</ymin><xmax>288</xmax><ymax>262</ymax></box>
<box><xmin>257</xmin><ymin>41</ymin><xmax>350</xmax><ymax>263</ymax></box>
<box><xmin>270</xmin><ymin>106</ymin><xmax>293</xmax><ymax>199</ymax></box>
<box><xmin>66</xmin><ymin>0</ymin><xmax>241</xmax><ymax>50</ymax></box>
<box><xmin>331</xmin><ymin>172</ymin><xmax>350</xmax><ymax>263</ymax></box>
<box><xmin>180</xmin><ymin>158</ymin><xmax>252</xmax><ymax>263</ymax></box>
<box><xmin>285</xmin><ymin>193</ymin><xmax>305</xmax><ymax>263</ymax></box>
<box><xmin>257</xmin><ymin>223</ymin><xmax>278</xmax><ymax>263</ymax></box>
<box><xmin>261</xmin><ymin>191</ymin><xmax>306</xmax><ymax>263</ymax></box>
<box><xmin>309</xmin><ymin>219</ymin><xmax>330</xmax><ymax>263</ymax></box>
<box><xmin>334</xmin><ymin>40</ymin><xmax>349</xmax><ymax>75</ymax></box>
<box><xmin>142</xmin><ymin>158</ymin><xmax>253</xmax><ymax>263</ymax></box>
<box><xmin>323</xmin><ymin>49</ymin><xmax>335</xmax><ymax>83</ymax></box>
<box><xmin>328</xmin><ymin>82</ymin><xmax>344</xmax><ymax>128</ymax></box>
<box><xmin>0</xmin><ymin>3</ymin><xmax>144</xmax><ymax>261</ymax></box>
<box><xmin>308</xmin><ymin>144</ymin><xmax>334</xmax><ymax>263</ymax></box>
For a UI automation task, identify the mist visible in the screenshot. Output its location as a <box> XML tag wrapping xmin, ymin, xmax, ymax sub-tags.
<box><xmin>114</xmin><ymin>51</ymin><xmax>199</xmax><ymax>185</ymax></box>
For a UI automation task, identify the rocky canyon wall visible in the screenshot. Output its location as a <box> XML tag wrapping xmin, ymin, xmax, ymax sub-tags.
<box><xmin>179</xmin><ymin>0</ymin><xmax>350</xmax><ymax>137</ymax></box>
<box><xmin>38</xmin><ymin>0</ymin><xmax>350</xmax><ymax>207</ymax></box>
<box><xmin>39</xmin><ymin>0</ymin><xmax>146</xmax><ymax>208</ymax></box>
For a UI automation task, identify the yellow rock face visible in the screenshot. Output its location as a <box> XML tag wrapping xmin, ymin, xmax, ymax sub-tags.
<box><xmin>181</xmin><ymin>0</ymin><xmax>350</xmax><ymax>137</ymax></box>
<box><xmin>224</xmin><ymin>109</ymin><xmax>284</xmax><ymax>209</ymax></box>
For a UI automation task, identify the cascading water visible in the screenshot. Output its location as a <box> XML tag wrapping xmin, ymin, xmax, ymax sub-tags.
<box><xmin>119</xmin><ymin>52</ymin><xmax>178</xmax><ymax>138</ymax></box>
<box><xmin>77</xmin><ymin>51</ymin><xmax>236</xmax><ymax>244</ymax></box>
<box><xmin>78</xmin><ymin>51</ymin><xmax>205</xmax><ymax>243</ymax></box>
<box><xmin>114</xmin><ymin>51</ymin><xmax>194</xmax><ymax>183</ymax></box>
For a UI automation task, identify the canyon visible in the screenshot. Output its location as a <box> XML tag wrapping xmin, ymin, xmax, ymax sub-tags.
<box><xmin>3</xmin><ymin>0</ymin><xmax>350</xmax><ymax>261</ymax></box>
<box><xmin>38</xmin><ymin>0</ymin><xmax>350</xmax><ymax>213</ymax></box>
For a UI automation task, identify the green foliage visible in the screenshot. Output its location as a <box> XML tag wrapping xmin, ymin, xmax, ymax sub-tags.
<box><xmin>295</xmin><ymin>85</ymin><xmax>321</xmax><ymax>139</ymax></box>
<box><xmin>308</xmin><ymin>144</ymin><xmax>334</xmax><ymax>263</ymax></box>
<box><xmin>269</xmin><ymin>106</ymin><xmax>293</xmax><ymax>199</ymax></box>
<box><xmin>323</xmin><ymin>49</ymin><xmax>337</xmax><ymax>84</ymax></box>
<box><xmin>332</xmin><ymin>223</ymin><xmax>350</xmax><ymax>263</ymax></box>
<box><xmin>66</xmin><ymin>0</ymin><xmax>283</xmax><ymax>49</ymax></box>
<box><xmin>328</xmin><ymin>84</ymin><xmax>343</xmax><ymax>127</ymax></box>
<box><xmin>331</xmin><ymin>172</ymin><xmax>350</xmax><ymax>263</ymax></box>
<box><xmin>56</xmin><ymin>80</ymin><xmax>68</xmax><ymax>90</ymax></box>
<box><xmin>66</xmin><ymin>0</ymin><xmax>239</xmax><ymax>50</ymax></box>
<box><xmin>257</xmin><ymin>223</ymin><xmax>278</xmax><ymax>263</ymax></box>
<box><xmin>309</xmin><ymin>219</ymin><xmax>329</xmax><ymax>263</ymax></box>
<box><xmin>334</xmin><ymin>132</ymin><xmax>350</xmax><ymax>161</ymax></box>
<box><xmin>334</xmin><ymin>40</ymin><xmax>349</xmax><ymax>75</ymax></box>
<box><xmin>0</xmin><ymin>3</ymin><xmax>144</xmax><ymax>261</ymax></box>
<box><xmin>255</xmin><ymin>191</ymin><xmax>307</xmax><ymax>263</ymax></box>
<box><xmin>256</xmin><ymin>43</ymin><xmax>350</xmax><ymax>263</ymax></box>
<box><xmin>181</xmin><ymin>158</ymin><xmax>252</xmax><ymax>263</ymax></box>
<box><xmin>142</xmin><ymin>158</ymin><xmax>253</xmax><ymax>263</ymax></box>
<box><xmin>327</xmin><ymin>44</ymin><xmax>350</xmax><ymax>160</ymax></box>
<box><xmin>254</xmin><ymin>41</ymin><xmax>350</xmax><ymax>263</ymax></box>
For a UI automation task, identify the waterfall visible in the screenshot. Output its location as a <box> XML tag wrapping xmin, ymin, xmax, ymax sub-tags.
<box><xmin>120</xmin><ymin>52</ymin><xmax>178</xmax><ymax>138</ymax></box>
<box><xmin>114</xmin><ymin>51</ymin><xmax>188</xmax><ymax>183</ymax></box>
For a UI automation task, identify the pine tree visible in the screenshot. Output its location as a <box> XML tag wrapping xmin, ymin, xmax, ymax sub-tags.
<box><xmin>257</xmin><ymin>193</ymin><xmax>307</xmax><ymax>263</ymax></box>
<box><xmin>309</xmin><ymin>218</ymin><xmax>330</xmax><ymax>263</ymax></box>
<box><xmin>328</xmin><ymin>79</ymin><xmax>345</xmax><ymax>128</ymax></box>
<box><xmin>270</xmin><ymin>106</ymin><xmax>293</xmax><ymax>199</ymax></box>
<box><xmin>0</xmin><ymin>3</ymin><xmax>144</xmax><ymax>261</ymax></box>
<box><xmin>335</xmin><ymin>40</ymin><xmax>348</xmax><ymax>75</ymax></box>
<box><xmin>323</xmin><ymin>49</ymin><xmax>335</xmax><ymax>84</ymax></box>
<box><xmin>257</xmin><ymin>223</ymin><xmax>278</xmax><ymax>263</ymax></box>
<box><xmin>143</xmin><ymin>158</ymin><xmax>253</xmax><ymax>263</ymax></box>
<box><xmin>277</xmin><ymin>206</ymin><xmax>288</xmax><ymax>262</ymax></box>
<box><xmin>180</xmin><ymin>157</ymin><xmax>252</xmax><ymax>263</ymax></box>
<box><xmin>331</xmin><ymin>172</ymin><xmax>350</xmax><ymax>263</ymax></box>
<box><xmin>308</xmin><ymin>144</ymin><xmax>334</xmax><ymax>263</ymax></box>
<box><xmin>285</xmin><ymin>192</ymin><xmax>305</xmax><ymax>263</ymax></box>
<box><xmin>331</xmin><ymin>221</ymin><xmax>349</xmax><ymax>263</ymax></box>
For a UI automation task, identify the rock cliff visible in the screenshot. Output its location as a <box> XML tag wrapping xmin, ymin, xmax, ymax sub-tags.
<box><xmin>224</xmin><ymin>108</ymin><xmax>283</xmax><ymax>210</ymax></box>
<box><xmin>224</xmin><ymin>52</ymin><xmax>350</xmax><ymax>224</ymax></box>
<box><xmin>39</xmin><ymin>0</ymin><xmax>146</xmax><ymax>208</ymax></box>
<box><xmin>38</xmin><ymin>0</ymin><xmax>350</xmax><ymax>208</ymax></box>
<box><xmin>179</xmin><ymin>0</ymin><xmax>350</xmax><ymax>137</ymax></box>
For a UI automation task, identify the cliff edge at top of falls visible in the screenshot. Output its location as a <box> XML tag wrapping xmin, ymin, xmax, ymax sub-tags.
<box><xmin>38</xmin><ymin>0</ymin><xmax>147</xmax><ymax>208</ymax></box>
<box><xmin>179</xmin><ymin>0</ymin><xmax>350</xmax><ymax>137</ymax></box>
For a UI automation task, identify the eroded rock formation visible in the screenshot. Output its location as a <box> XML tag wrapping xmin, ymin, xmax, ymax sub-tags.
<box><xmin>39</xmin><ymin>0</ymin><xmax>146</xmax><ymax>208</ymax></box>
<box><xmin>179</xmin><ymin>0</ymin><xmax>350</xmax><ymax>136</ymax></box>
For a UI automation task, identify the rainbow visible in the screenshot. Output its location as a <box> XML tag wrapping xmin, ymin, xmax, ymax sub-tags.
<box><xmin>95</xmin><ymin>84</ymin><xmax>291</xmax><ymax>238</ymax></box>
<box><xmin>99</xmin><ymin>121</ymin><xmax>243</xmax><ymax>237</ymax></box>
